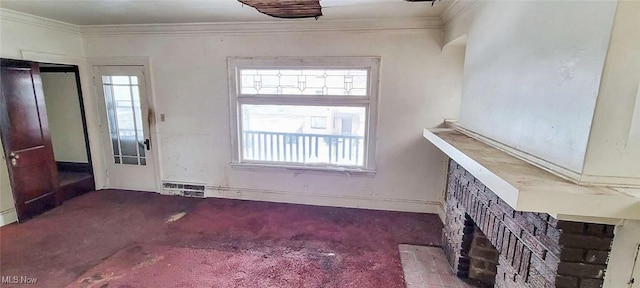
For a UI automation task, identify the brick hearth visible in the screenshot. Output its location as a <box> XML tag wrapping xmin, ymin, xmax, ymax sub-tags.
<box><xmin>442</xmin><ymin>160</ymin><xmax>615</xmax><ymax>288</ymax></box>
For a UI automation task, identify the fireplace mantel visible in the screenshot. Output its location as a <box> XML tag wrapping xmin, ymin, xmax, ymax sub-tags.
<box><xmin>424</xmin><ymin>126</ymin><xmax>640</xmax><ymax>223</ymax></box>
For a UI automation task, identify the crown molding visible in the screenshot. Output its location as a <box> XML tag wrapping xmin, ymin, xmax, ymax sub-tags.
<box><xmin>79</xmin><ymin>17</ymin><xmax>443</xmax><ymax>36</ymax></box>
<box><xmin>440</xmin><ymin>0</ymin><xmax>479</xmax><ymax>25</ymax></box>
<box><xmin>1</xmin><ymin>8</ymin><xmax>442</xmax><ymax>37</ymax></box>
<box><xmin>0</xmin><ymin>8</ymin><xmax>80</xmax><ymax>35</ymax></box>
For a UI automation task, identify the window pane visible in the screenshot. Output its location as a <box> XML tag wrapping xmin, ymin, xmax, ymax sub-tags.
<box><xmin>102</xmin><ymin>75</ymin><xmax>145</xmax><ymax>166</ymax></box>
<box><xmin>239</xmin><ymin>69</ymin><xmax>368</xmax><ymax>96</ymax></box>
<box><xmin>111</xmin><ymin>76</ymin><xmax>130</xmax><ymax>85</ymax></box>
<box><xmin>103</xmin><ymin>83</ymin><xmax>120</xmax><ymax>156</ymax></box>
<box><xmin>121</xmin><ymin>157</ymin><xmax>139</xmax><ymax>165</ymax></box>
<box><xmin>241</xmin><ymin>104</ymin><xmax>366</xmax><ymax>167</ymax></box>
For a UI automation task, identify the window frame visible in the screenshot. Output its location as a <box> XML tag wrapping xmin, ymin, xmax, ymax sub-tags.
<box><xmin>227</xmin><ymin>57</ymin><xmax>380</xmax><ymax>172</ymax></box>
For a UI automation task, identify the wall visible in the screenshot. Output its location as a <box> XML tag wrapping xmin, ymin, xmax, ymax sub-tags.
<box><xmin>458</xmin><ymin>1</ymin><xmax>617</xmax><ymax>174</ymax></box>
<box><xmin>82</xmin><ymin>26</ymin><xmax>463</xmax><ymax>213</ymax></box>
<box><xmin>0</xmin><ymin>11</ymin><xmax>83</xmax><ymax>60</ymax></box>
<box><xmin>0</xmin><ymin>9</ymin><xmax>85</xmax><ymax>226</ymax></box>
<box><xmin>0</xmin><ymin>141</ymin><xmax>16</xmax><ymax>225</ymax></box>
<box><xmin>41</xmin><ymin>72</ymin><xmax>88</xmax><ymax>163</ymax></box>
<box><xmin>441</xmin><ymin>39</ymin><xmax>465</xmax><ymax>121</ymax></box>
<box><xmin>582</xmin><ymin>1</ymin><xmax>640</xmax><ymax>185</ymax></box>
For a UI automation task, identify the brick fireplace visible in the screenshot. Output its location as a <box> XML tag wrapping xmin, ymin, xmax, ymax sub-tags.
<box><xmin>443</xmin><ymin>160</ymin><xmax>615</xmax><ymax>288</ymax></box>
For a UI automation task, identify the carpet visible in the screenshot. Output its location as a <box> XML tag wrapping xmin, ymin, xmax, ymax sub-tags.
<box><xmin>1</xmin><ymin>190</ymin><xmax>443</xmax><ymax>287</ymax></box>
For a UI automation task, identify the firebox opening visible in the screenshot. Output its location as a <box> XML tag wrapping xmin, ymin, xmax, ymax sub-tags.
<box><xmin>467</xmin><ymin>223</ymin><xmax>499</xmax><ymax>287</ymax></box>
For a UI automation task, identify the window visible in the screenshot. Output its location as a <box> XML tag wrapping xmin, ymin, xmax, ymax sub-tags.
<box><xmin>228</xmin><ymin>57</ymin><xmax>380</xmax><ymax>171</ymax></box>
<box><xmin>310</xmin><ymin>116</ymin><xmax>327</xmax><ymax>129</ymax></box>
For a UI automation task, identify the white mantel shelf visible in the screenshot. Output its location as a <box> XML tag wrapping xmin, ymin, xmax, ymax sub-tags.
<box><xmin>424</xmin><ymin>128</ymin><xmax>640</xmax><ymax>223</ymax></box>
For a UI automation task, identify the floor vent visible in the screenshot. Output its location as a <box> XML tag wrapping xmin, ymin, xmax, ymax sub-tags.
<box><xmin>162</xmin><ymin>181</ymin><xmax>206</xmax><ymax>198</ymax></box>
<box><xmin>182</xmin><ymin>190</ymin><xmax>205</xmax><ymax>198</ymax></box>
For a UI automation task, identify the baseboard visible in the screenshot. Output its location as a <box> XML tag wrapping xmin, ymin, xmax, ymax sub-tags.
<box><xmin>57</xmin><ymin>161</ymin><xmax>92</xmax><ymax>173</ymax></box>
<box><xmin>0</xmin><ymin>208</ymin><xmax>18</xmax><ymax>227</ymax></box>
<box><xmin>204</xmin><ymin>186</ymin><xmax>442</xmax><ymax>214</ymax></box>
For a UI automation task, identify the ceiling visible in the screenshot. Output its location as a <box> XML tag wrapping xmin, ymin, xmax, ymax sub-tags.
<box><xmin>0</xmin><ymin>0</ymin><xmax>450</xmax><ymax>26</ymax></box>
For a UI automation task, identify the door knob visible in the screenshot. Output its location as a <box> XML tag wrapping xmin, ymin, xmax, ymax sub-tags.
<box><xmin>9</xmin><ymin>152</ymin><xmax>19</xmax><ymax>166</ymax></box>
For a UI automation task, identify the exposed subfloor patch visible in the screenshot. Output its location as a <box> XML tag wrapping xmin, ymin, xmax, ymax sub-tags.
<box><xmin>166</xmin><ymin>211</ymin><xmax>187</xmax><ymax>223</ymax></box>
<box><xmin>399</xmin><ymin>245</ymin><xmax>477</xmax><ymax>288</ymax></box>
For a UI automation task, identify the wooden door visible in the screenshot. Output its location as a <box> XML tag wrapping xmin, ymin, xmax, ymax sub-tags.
<box><xmin>0</xmin><ymin>59</ymin><xmax>59</xmax><ymax>221</ymax></box>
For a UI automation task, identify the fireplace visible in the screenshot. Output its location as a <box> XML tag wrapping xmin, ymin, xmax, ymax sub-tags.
<box><xmin>442</xmin><ymin>160</ymin><xmax>615</xmax><ymax>288</ymax></box>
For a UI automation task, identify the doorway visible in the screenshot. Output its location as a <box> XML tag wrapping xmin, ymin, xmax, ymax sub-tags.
<box><xmin>0</xmin><ymin>59</ymin><xmax>95</xmax><ymax>222</ymax></box>
<box><xmin>40</xmin><ymin>64</ymin><xmax>95</xmax><ymax>202</ymax></box>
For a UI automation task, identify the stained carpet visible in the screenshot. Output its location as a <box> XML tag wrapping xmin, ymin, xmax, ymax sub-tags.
<box><xmin>0</xmin><ymin>190</ymin><xmax>443</xmax><ymax>287</ymax></box>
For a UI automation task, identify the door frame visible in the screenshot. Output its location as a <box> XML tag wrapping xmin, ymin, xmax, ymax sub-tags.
<box><xmin>87</xmin><ymin>57</ymin><xmax>162</xmax><ymax>193</ymax></box>
<box><xmin>39</xmin><ymin>65</ymin><xmax>94</xmax><ymax>174</ymax></box>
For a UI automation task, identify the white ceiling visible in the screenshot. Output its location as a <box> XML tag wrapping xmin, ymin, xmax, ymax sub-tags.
<box><xmin>0</xmin><ymin>0</ymin><xmax>450</xmax><ymax>26</ymax></box>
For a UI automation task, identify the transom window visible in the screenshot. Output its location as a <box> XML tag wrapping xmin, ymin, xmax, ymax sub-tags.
<box><xmin>240</xmin><ymin>68</ymin><xmax>368</xmax><ymax>96</ymax></box>
<box><xmin>228</xmin><ymin>57</ymin><xmax>380</xmax><ymax>171</ymax></box>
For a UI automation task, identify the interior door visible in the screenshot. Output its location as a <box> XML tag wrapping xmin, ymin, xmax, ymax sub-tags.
<box><xmin>93</xmin><ymin>66</ymin><xmax>157</xmax><ymax>192</ymax></box>
<box><xmin>0</xmin><ymin>59</ymin><xmax>59</xmax><ymax>221</ymax></box>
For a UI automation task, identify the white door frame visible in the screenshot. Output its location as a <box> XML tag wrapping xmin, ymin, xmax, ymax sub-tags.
<box><xmin>87</xmin><ymin>57</ymin><xmax>162</xmax><ymax>193</ymax></box>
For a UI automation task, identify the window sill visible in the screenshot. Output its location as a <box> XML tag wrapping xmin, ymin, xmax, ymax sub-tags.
<box><xmin>230</xmin><ymin>162</ymin><xmax>377</xmax><ymax>177</ymax></box>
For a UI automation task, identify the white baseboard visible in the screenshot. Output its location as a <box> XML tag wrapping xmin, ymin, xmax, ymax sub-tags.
<box><xmin>0</xmin><ymin>208</ymin><xmax>18</xmax><ymax>227</ymax></box>
<box><xmin>205</xmin><ymin>186</ymin><xmax>442</xmax><ymax>215</ymax></box>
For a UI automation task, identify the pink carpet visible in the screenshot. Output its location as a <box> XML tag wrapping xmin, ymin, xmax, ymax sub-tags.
<box><xmin>0</xmin><ymin>190</ymin><xmax>443</xmax><ymax>287</ymax></box>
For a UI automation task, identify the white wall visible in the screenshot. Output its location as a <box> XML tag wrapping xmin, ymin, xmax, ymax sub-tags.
<box><xmin>41</xmin><ymin>72</ymin><xmax>89</xmax><ymax>163</ymax></box>
<box><xmin>0</xmin><ymin>10</ymin><xmax>83</xmax><ymax>60</ymax></box>
<box><xmin>0</xmin><ymin>9</ymin><xmax>85</xmax><ymax>226</ymax></box>
<box><xmin>458</xmin><ymin>1</ymin><xmax>617</xmax><ymax>174</ymax></box>
<box><xmin>0</xmin><ymin>140</ymin><xmax>16</xmax><ymax>225</ymax></box>
<box><xmin>583</xmin><ymin>1</ymin><xmax>640</xmax><ymax>184</ymax></box>
<box><xmin>83</xmin><ymin>28</ymin><xmax>463</xmax><ymax>213</ymax></box>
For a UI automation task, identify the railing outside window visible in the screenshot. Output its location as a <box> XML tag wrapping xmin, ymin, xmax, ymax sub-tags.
<box><xmin>242</xmin><ymin>131</ymin><xmax>364</xmax><ymax>167</ymax></box>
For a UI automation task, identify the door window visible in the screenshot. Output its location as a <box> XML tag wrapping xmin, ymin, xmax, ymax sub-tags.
<box><xmin>101</xmin><ymin>75</ymin><xmax>146</xmax><ymax>165</ymax></box>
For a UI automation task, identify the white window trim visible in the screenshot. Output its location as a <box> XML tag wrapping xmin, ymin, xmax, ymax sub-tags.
<box><xmin>227</xmin><ymin>56</ymin><xmax>380</xmax><ymax>173</ymax></box>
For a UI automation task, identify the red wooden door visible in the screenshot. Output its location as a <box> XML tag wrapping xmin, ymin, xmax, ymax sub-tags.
<box><xmin>0</xmin><ymin>59</ymin><xmax>59</xmax><ymax>221</ymax></box>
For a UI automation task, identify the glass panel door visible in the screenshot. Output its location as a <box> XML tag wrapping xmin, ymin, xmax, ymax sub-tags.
<box><xmin>93</xmin><ymin>65</ymin><xmax>157</xmax><ymax>192</ymax></box>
